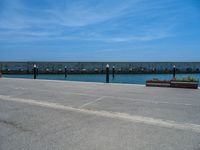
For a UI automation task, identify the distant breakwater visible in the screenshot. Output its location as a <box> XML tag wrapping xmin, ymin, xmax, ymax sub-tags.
<box><xmin>0</xmin><ymin>62</ymin><xmax>200</xmax><ymax>74</ymax></box>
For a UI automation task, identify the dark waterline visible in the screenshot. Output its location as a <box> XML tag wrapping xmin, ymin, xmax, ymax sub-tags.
<box><xmin>2</xmin><ymin>74</ymin><xmax>200</xmax><ymax>86</ymax></box>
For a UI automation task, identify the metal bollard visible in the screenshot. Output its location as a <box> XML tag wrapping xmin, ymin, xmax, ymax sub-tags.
<box><xmin>65</xmin><ymin>66</ymin><xmax>67</xmax><ymax>78</ymax></box>
<box><xmin>112</xmin><ymin>66</ymin><xmax>115</xmax><ymax>79</ymax></box>
<box><xmin>106</xmin><ymin>64</ymin><xmax>109</xmax><ymax>83</ymax></box>
<box><xmin>173</xmin><ymin>65</ymin><xmax>176</xmax><ymax>79</ymax></box>
<box><xmin>33</xmin><ymin>64</ymin><xmax>37</xmax><ymax>79</ymax></box>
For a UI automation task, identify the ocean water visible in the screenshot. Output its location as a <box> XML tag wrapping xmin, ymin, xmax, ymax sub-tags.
<box><xmin>2</xmin><ymin>73</ymin><xmax>200</xmax><ymax>86</ymax></box>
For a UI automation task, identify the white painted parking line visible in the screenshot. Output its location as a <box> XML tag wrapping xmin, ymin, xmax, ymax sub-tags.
<box><xmin>79</xmin><ymin>96</ymin><xmax>106</xmax><ymax>108</ymax></box>
<box><xmin>0</xmin><ymin>94</ymin><xmax>200</xmax><ymax>133</ymax></box>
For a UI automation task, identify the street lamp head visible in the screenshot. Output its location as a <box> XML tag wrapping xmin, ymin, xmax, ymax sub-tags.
<box><xmin>113</xmin><ymin>66</ymin><xmax>115</xmax><ymax>69</ymax></box>
<box><xmin>173</xmin><ymin>65</ymin><xmax>176</xmax><ymax>68</ymax></box>
<box><xmin>106</xmin><ymin>64</ymin><xmax>109</xmax><ymax>68</ymax></box>
<box><xmin>34</xmin><ymin>64</ymin><xmax>36</xmax><ymax>68</ymax></box>
<box><xmin>65</xmin><ymin>66</ymin><xmax>67</xmax><ymax>69</ymax></box>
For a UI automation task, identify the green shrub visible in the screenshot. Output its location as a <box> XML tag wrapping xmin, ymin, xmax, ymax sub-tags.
<box><xmin>177</xmin><ymin>76</ymin><xmax>198</xmax><ymax>82</ymax></box>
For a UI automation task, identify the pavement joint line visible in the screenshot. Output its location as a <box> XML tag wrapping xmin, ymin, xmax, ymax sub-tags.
<box><xmin>79</xmin><ymin>96</ymin><xmax>107</xmax><ymax>108</ymax></box>
<box><xmin>0</xmin><ymin>84</ymin><xmax>196</xmax><ymax>107</ymax></box>
<box><xmin>1</xmin><ymin>77</ymin><xmax>146</xmax><ymax>87</ymax></box>
<box><xmin>1</xmin><ymin>94</ymin><xmax>200</xmax><ymax>133</ymax></box>
<box><xmin>4</xmin><ymin>85</ymin><xmax>99</xmax><ymax>98</ymax></box>
<box><xmin>1</xmin><ymin>78</ymin><xmax>200</xmax><ymax>90</ymax></box>
<box><xmin>105</xmin><ymin>96</ymin><xmax>196</xmax><ymax>106</ymax></box>
<box><xmin>63</xmin><ymin>91</ymin><xmax>99</xmax><ymax>98</ymax></box>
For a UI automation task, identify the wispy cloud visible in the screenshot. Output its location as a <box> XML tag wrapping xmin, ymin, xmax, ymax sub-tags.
<box><xmin>0</xmin><ymin>0</ymin><xmax>198</xmax><ymax>46</ymax></box>
<box><xmin>0</xmin><ymin>0</ymin><xmax>133</xmax><ymax>29</ymax></box>
<box><xmin>0</xmin><ymin>0</ymin><xmax>137</xmax><ymax>43</ymax></box>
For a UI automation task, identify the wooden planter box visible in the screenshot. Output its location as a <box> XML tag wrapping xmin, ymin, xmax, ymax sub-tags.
<box><xmin>146</xmin><ymin>80</ymin><xmax>171</xmax><ymax>87</ymax></box>
<box><xmin>170</xmin><ymin>80</ymin><xmax>198</xmax><ymax>89</ymax></box>
<box><xmin>146</xmin><ymin>80</ymin><xmax>198</xmax><ymax>89</ymax></box>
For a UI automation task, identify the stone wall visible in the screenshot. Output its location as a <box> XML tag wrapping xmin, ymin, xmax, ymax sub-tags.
<box><xmin>0</xmin><ymin>62</ymin><xmax>200</xmax><ymax>74</ymax></box>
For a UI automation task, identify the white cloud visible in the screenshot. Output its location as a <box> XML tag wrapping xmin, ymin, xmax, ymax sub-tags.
<box><xmin>0</xmin><ymin>0</ymin><xmax>184</xmax><ymax>43</ymax></box>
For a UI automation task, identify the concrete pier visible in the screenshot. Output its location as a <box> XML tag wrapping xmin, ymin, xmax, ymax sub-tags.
<box><xmin>0</xmin><ymin>78</ymin><xmax>200</xmax><ymax>150</ymax></box>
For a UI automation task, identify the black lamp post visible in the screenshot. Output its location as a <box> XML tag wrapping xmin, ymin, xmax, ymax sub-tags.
<box><xmin>36</xmin><ymin>67</ymin><xmax>39</xmax><ymax>75</ymax></box>
<box><xmin>173</xmin><ymin>65</ymin><xmax>176</xmax><ymax>79</ymax></box>
<box><xmin>33</xmin><ymin>64</ymin><xmax>37</xmax><ymax>79</ymax></box>
<box><xmin>65</xmin><ymin>66</ymin><xmax>67</xmax><ymax>78</ymax></box>
<box><xmin>106</xmin><ymin>64</ymin><xmax>109</xmax><ymax>83</ymax></box>
<box><xmin>112</xmin><ymin>66</ymin><xmax>115</xmax><ymax>79</ymax></box>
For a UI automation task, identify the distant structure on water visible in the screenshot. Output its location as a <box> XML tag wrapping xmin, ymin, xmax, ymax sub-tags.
<box><xmin>0</xmin><ymin>62</ymin><xmax>200</xmax><ymax>74</ymax></box>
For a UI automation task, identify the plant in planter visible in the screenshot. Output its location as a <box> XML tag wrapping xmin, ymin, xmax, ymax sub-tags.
<box><xmin>170</xmin><ymin>76</ymin><xmax>199</xmax><ymax>89</ymax></box>
<box><xmin>182</xmin><ymin>76</ymin><xmax>198</xmax><ymax>82</ymax></box>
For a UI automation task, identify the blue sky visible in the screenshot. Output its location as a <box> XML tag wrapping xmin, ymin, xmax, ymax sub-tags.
<box><xmin>0</xmin><ymin>0</ymin><xmax>200</xmax><ymax>61</ymax></box>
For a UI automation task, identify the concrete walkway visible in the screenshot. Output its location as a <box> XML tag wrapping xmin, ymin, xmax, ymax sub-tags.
<box><xmin>0</xmin><ymin>78</ymin><xmax>200</xmax><ymax>150</ymax></box>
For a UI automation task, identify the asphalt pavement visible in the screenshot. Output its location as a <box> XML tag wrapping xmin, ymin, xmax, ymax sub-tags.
<box><xmin>0</xmin><ymin>78</ymin><xmax>200</xmax><ymax>150</ymax></box>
